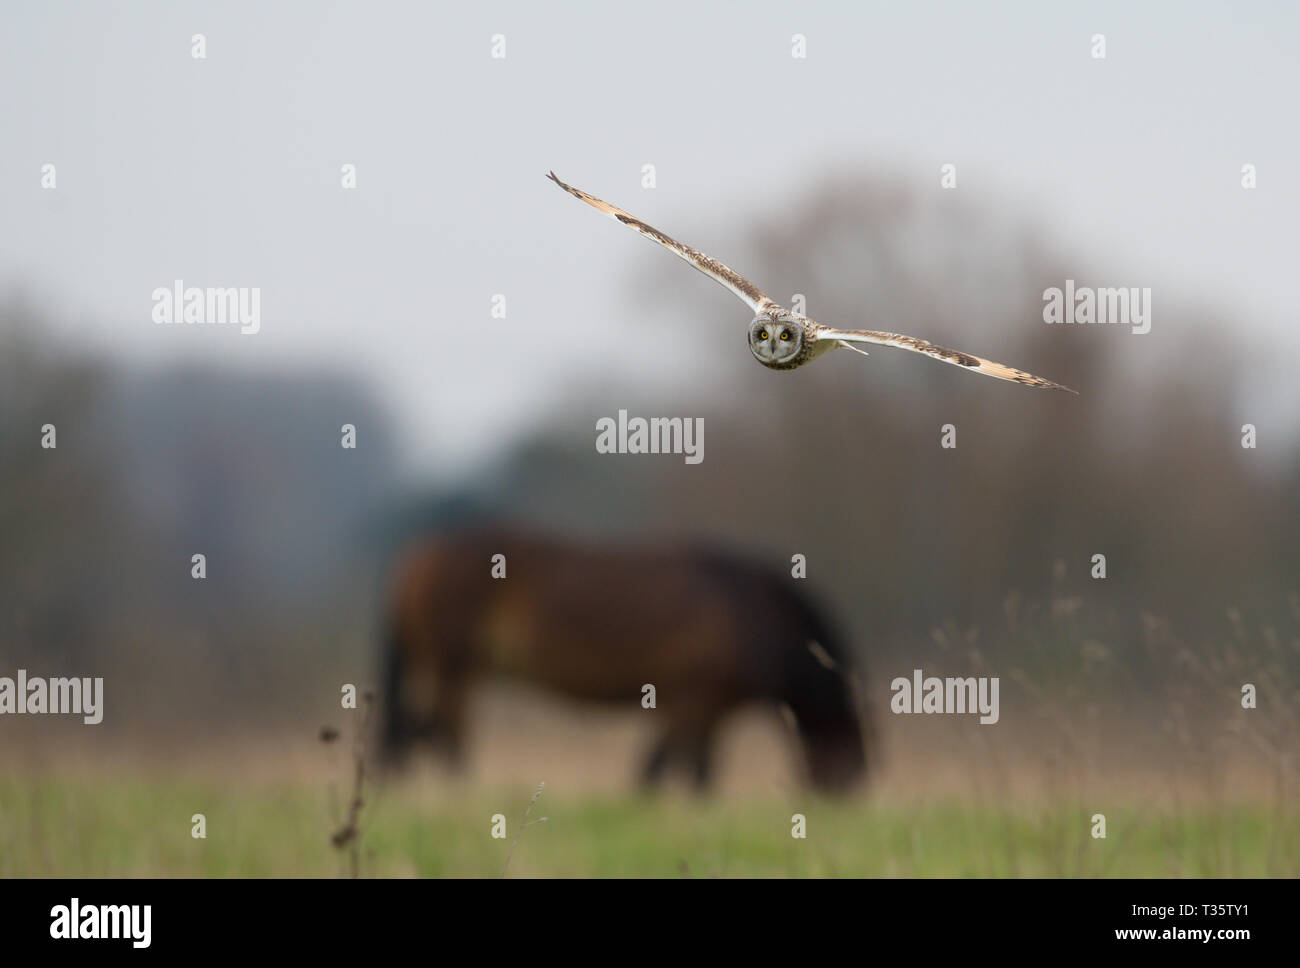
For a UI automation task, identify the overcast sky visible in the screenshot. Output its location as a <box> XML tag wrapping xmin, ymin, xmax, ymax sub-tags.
<box><xmin>3</xmin><ymin>1</ymin><xmax>1297</xmax><ymax>479</ymax></box>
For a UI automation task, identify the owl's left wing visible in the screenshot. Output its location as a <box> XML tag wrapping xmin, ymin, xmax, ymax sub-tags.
<box><xmin>816</xmin><ymin>328</ymin><xmax>1077</xmax><ymax>393</ymax></box>
<box><xmin>547</xmin><ymin>172</ymin><xmax>783</xmax><ymax>316</ymax></box>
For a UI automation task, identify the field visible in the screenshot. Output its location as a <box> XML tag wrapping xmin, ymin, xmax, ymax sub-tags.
<box><xmin>4</xmin><ymin>689</ymin><xmax>1296</xmax><ymax>878</ymax></box>
<box><xmin>3</xmin><ymin>776</ymin><xmax>1297</xmax><ymax>878</ymax></box>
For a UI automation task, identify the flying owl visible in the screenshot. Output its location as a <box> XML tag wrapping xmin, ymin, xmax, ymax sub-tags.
<box><xmin>547</xmin><ymin>172</ymin><xmax>1075</xmax><ymax>393</ymax></box>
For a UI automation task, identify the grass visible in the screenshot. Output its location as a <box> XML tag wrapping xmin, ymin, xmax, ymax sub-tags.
<box><xmin>2</xmin><ymin>775</ymin><xmax>1296</xmax><ymax>877</ymax></box>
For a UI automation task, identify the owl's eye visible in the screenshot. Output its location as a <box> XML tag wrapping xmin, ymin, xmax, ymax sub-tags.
<box><xmin>779</xmin><ymin>330</ymin><xmax>791</xmax><ymax>341</ymax></box>
<box><xmin>758</xmin><ymin>330</ymin><xmax>769</xmax><ymax>341</ymax></box>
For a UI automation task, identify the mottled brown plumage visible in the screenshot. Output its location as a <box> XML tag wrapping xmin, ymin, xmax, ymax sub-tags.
<box><xmin>547</xmin><ymin>171</ymin><xmax>780</xmax><ymax>316</ymax></box>
<box><xmin>547</xmin><ymin>171</ymin><xmax>1076</xmax><ymax>393</ymax></box>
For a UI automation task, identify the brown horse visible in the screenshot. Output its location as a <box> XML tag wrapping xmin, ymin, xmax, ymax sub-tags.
<box><xmin>379</xmin><ymin>528</ymin><xmax>867</xmax><ymax>792</ymax></box>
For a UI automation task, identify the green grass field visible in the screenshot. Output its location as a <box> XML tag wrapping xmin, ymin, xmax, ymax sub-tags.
<box><xmin>3</xmin><ymin>776</ymin><xmax>1296</xmax><ymax>877</ymax></box>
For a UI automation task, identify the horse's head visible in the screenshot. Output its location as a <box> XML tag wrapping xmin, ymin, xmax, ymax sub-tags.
<box><xmin>803</xmin><ymin>716</ymin><xmax>867</xmax><ymax>791</ymax></box>
<box><xmin>780</xmin><ymin>631</ymin><xmax>869</xmax><ymax>793</ymax></box>
<box><xmin>797</xmin><ymin>681</ymin><xmax>868</xmax><ymax>792</ymax></box>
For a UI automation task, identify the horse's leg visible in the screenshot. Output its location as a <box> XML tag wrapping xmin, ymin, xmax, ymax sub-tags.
<box><xmin>640</xmin><ymin>707</ymin><xmax>720</xmax><ymax>792</ymax></box>
<box><xmin>425</xmin><ymin>672</ymin><xmax>468</xmax><ymax>770</ymax></box>
<box><xmin>640</xmin><ymin>732</ymin><xmax>673</xmax><ymax>789</ymax></box>
<box><xmin>683</xmin><ymin>730</ymin><xmax>715</xmax><ymax>792</ymax></box>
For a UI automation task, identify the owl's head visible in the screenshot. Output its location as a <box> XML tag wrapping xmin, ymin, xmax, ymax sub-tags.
<box><xmin>747</xmin><ymin>315</ymin><xmax>804</xmax><ymax>368</ymax></box>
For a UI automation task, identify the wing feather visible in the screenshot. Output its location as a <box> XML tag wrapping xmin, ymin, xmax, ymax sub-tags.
<box><xmin>818</xmin><ymin>328</ymin><xmax>1076</xmax><ymax>393</ymax></box>
<box><xmin>547</xmin><ymin>171</ymin><xmax>781</xmax><ymax>316</ymax></box>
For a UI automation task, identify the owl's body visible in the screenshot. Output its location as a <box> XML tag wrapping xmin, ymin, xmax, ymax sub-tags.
<box><xmin>548</xmin><ymin>171</ymin><xmax>1076</xmax><ymax>394</ymax></box>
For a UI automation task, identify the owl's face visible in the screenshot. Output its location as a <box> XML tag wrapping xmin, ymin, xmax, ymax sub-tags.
<box><xmin>747</xmin><ymin>315</ymin><xmax>804</xmax><ymax>368</ymax></box>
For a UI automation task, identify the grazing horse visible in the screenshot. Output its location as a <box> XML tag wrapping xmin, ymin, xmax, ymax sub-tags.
<box><xmin>379</xmin><ymin>529</ymin><xmax>868</xmax><ymax>792</ymax></box>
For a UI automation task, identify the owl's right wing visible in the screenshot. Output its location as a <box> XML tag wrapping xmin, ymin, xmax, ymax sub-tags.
<box><xmin>547</xmin><ymin>172</ymin><xmax>784</xmax><ymax>317</ymax></box>
<box><xmin>816</xmin><ymin>327</ymin><xmax>1077</xmax><ymax>393</ymax></box>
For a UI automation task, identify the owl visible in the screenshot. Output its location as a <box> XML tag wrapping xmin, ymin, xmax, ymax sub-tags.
<box><xmin>548</xmin><ymin>171</ymin><xmax>1075</xmax><ymax>393</ymax></box>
